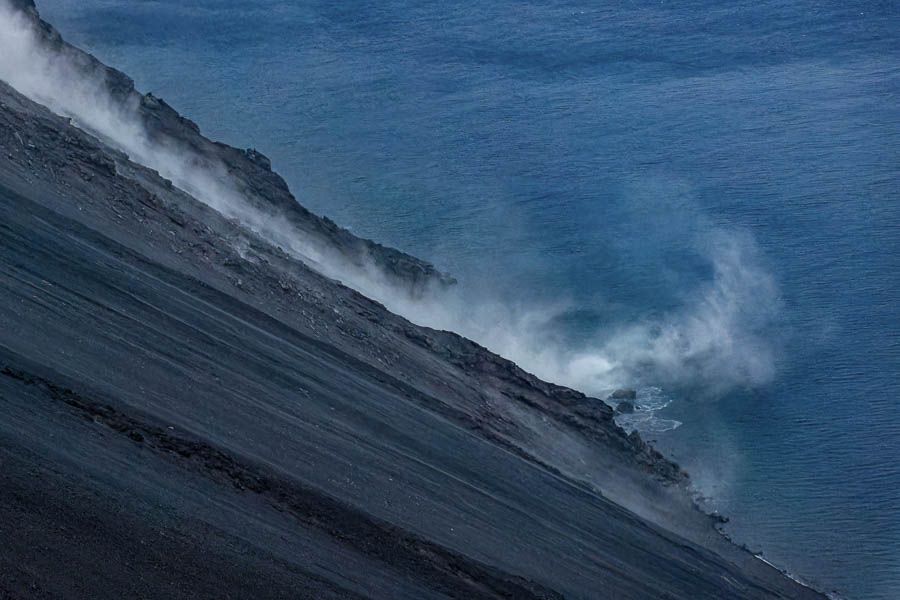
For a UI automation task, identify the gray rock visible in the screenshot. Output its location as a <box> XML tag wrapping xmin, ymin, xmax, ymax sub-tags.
<box><xmin>615</xmin><ymin>400</ymin><xmax>635</xmax><ymax>415</ymax></box>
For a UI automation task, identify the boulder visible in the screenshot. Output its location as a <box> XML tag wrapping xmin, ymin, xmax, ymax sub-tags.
<box><xmin>614</xmin><ymin>401</ymin><xmax>635</xmax><ymax>415</ymax></box>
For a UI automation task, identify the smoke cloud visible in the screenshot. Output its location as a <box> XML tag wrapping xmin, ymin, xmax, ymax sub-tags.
<box><xmin>406</xmin><ymin>229</ymin><xmax>782</xmax><ymax>399</ymax></box>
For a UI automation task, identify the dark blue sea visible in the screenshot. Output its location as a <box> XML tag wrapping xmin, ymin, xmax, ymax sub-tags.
<box><xmin>37</xmin><ymin>1</ymin><xmax>899</xmax><ymax>597</ymax></box>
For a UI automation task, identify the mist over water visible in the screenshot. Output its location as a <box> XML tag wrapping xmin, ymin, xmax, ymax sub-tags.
<box><xmin>7</xmin><ymin>1</ymin><xmax>900</xmax><ymax>598</ymax></box>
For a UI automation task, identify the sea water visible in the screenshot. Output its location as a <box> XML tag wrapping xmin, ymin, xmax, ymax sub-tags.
<box><xmin>34</xmin><ymin>1</ymin><xmax>900</xmax><ymax>597</ymax></box>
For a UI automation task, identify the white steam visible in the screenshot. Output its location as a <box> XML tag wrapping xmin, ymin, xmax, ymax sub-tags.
<box><xmin>403</xmin><ymin>230</ymin><xmax>781</xmax><ymax>400</ymax></box>
<box><xmin>0</xmin><ymin>0</ymin><xmax>783</xmax><ymax>414</ymax></box>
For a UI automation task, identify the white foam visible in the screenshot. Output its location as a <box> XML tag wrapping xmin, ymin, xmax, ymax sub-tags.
<box><xmin>754</xmin><ymin>555</ymin><xmax>833</xmax><ymax>597</ymax></box>
<box><xmin>613</xmin><ymin>386</ymin><xmax>682</xmax><ymax>434</ymax></box>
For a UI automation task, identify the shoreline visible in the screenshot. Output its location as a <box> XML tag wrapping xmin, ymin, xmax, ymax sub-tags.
<box><xmin>754</xmin><ymin>556</ymin><xmax>842</xmax><ymax>600</ymax></box>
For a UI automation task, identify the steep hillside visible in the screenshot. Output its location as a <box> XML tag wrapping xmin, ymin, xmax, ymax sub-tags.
<box><xmin>0</xmin><ymin>2</ymin><xmax>825</xmax><ymax>598</ymax></box>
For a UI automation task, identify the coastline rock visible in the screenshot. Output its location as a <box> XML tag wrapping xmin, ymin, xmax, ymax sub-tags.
<box><xmin>609</xmin><ymin>388</ymin><xmax>637</xmax><ymax>400</ymax></box>
<box><xmin>614</xmin><ymin>400</ymin><xmax>635</xmax><ymax>414</ymax></box>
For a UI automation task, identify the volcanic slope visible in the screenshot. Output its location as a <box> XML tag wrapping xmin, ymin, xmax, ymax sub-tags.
<box><xmin>0</xmin><ymin>3</ymin><xmax>824</xmax><ymax>599</ymax></box>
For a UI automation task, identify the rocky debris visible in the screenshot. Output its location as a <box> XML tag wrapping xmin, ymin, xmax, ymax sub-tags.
<box><xmin>244</xmin><ymin>147</ymin><xmax>272</xmax><ymax>170</ymax></box>
<box><xmin>615</xmin><ymin>400</ymin><xmax>635</xmax><ymax>414</ymax></box>
<box><xmin>610</xmin><ymin>388</ymin><xmax>637</xmax><ymax>400</ymax></box>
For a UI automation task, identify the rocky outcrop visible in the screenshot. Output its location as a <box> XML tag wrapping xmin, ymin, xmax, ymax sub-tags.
<box><xmin>615</xmin><ymin>400</ymin><xmax>635</xmax><ymax>414</ymax></box>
